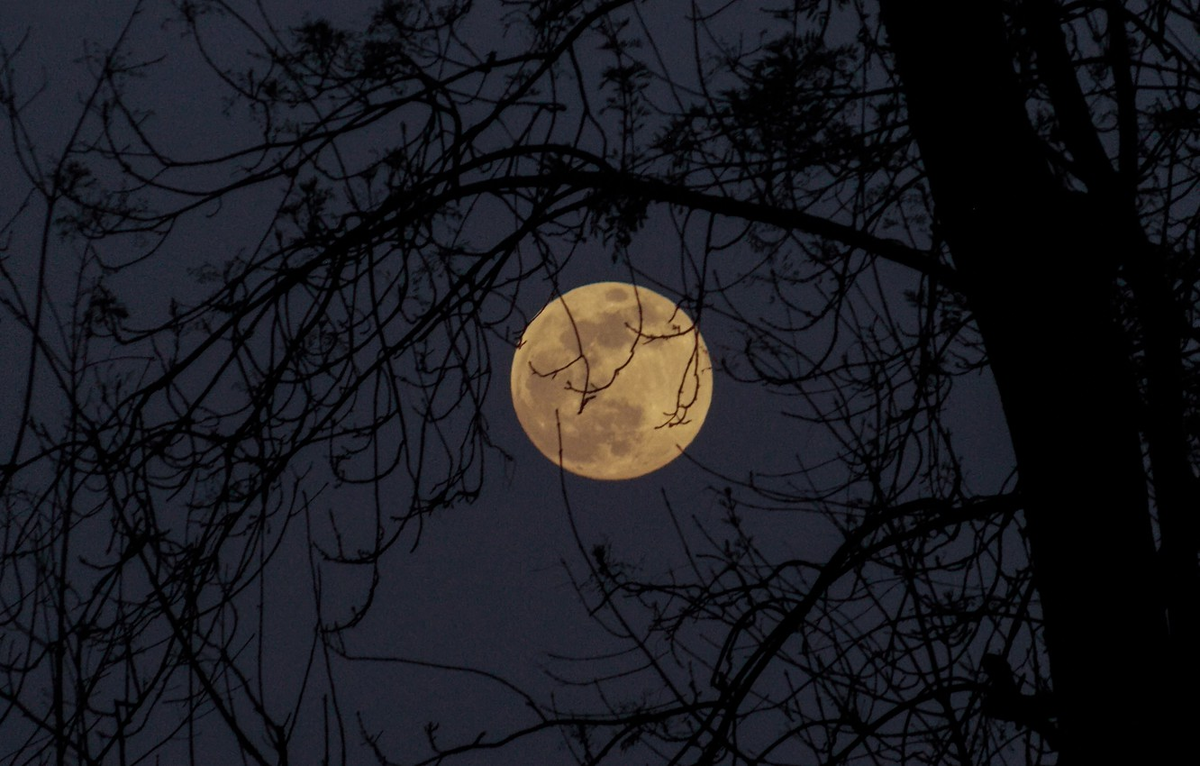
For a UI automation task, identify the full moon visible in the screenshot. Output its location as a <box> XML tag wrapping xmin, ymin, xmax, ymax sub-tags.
<box><xmin>510</xmin><ymin>282</ymin><xmax>713</xmax><ymax>480</ymax></box>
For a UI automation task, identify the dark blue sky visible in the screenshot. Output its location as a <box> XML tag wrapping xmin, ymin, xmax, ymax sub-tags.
<box><xmin>0</xmin><ymin>2</ymin><xmax>1016</xmax><ymax>763</ymax></box>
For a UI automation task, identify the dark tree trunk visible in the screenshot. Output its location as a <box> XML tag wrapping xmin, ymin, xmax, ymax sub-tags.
<box><xmin>878</xmin><ymin>1</ymin><xmax>1179</xmax><ymax>762</ymax></box>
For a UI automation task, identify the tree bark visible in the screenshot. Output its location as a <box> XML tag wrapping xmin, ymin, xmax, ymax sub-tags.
<box><xmin>877</xmin><ymin>2</ymin><xmax>1175</xmax><ymax>762</ymax></box>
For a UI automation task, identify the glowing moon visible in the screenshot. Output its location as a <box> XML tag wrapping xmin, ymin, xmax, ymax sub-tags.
<box><xmin>510</xmin><ymin>282</ymin><xmax>713</xmax><ymax>480</ymax></box>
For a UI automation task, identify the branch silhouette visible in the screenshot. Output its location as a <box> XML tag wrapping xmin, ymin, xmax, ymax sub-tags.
<box><xmin>0</xmin><ymin>1</ymin><xmax>1195</xmax><ymax>764</ymax></box>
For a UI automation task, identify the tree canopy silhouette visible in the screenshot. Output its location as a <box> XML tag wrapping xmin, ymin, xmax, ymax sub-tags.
<box><xmin>0</xmin><ymin>0</ymin><xmax>1196</xmax><ymax>764</ymax></box>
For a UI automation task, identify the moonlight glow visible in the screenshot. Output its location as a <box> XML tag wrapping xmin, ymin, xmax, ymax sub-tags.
<box><xmin>510</xmin><ymin>282</ymin><xmax>713</xmax><ymax>480</ymax></box>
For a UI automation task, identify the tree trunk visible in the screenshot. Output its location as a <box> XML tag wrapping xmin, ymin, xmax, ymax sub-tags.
<box><xmin>877</xmin><ymin>2</ymin><xmax>1176</xmax><ymax>762</ymax></box>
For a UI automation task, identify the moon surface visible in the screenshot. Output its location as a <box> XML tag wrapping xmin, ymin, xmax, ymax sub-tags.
<box><xmin>510</xmin><ymin>282</ymin><xmax>713</xmax><ymax>480</ymax></box>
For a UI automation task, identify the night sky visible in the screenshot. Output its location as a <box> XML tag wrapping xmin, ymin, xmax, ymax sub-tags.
<box><xmin>0</xmin><ymin>2</ymin><xmax>1023</xmax><ymax>764</ymax></box>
